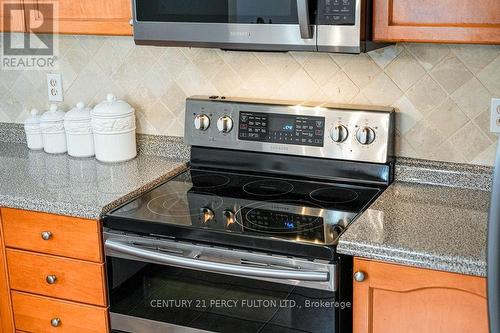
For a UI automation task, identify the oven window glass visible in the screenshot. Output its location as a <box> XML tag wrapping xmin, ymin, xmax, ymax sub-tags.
<box><xmin>136</xmin><ymin>0</ymin><xmax>301</xmax><ymax>24</ymax></box>
<box><xmin>108</xmin><ymin>257</ymin><xmax>342</xmax><ymax>333</ymax></box>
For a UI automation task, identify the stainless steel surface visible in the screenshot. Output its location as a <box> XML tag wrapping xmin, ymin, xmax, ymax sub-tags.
<box><xmin>111</xmin><ymin>313</ymin><xmax>211</xmax><ymax>333</ymax></box>
<box><xmin>41</xmin><ymin>231</ymin><xmax>52</xmax><ymax>241</ymax></box>
<box><xmin>297</xmin><ymin>0</ymin><xmax>313</xmax><ymax>39</ymax></box>
<box><xmin>317</xmin><ymin>0</ymin><xmax>362</xmax><ymax>53</ymax></box>
<box><xmin>46</xmin><ymin>275</ymin><xmax>57</xmax><ymax>285</ymax></box>
<box><xmin>50</xmin><ymin>318</ymin><xmax>61</xmax><ymax>327</ymax></box>
<box><xmin>132</xmin><ymin>0</ymin><xmax>369</xmax><ymax>53</ymax></box>
<box><xmin>105</xmin><ymin>231</ymin><xmax>337</xmax><ymax>291</ymax></box>
<box><xmin>216</xmin><ymin>115</ymin><xmax>234</xmax><ymax>133</ymax></box>
<box><xmin>330</xmin><ymin>124</ymin><xmax>349</xmax><ymax>143</ymax></box>
<box><xmin>185</xmin><ymin>96</ymin><xmax>395</xmax><ymax>164</ymax></box>
<box><xmin>488</xmin><ymin>136</ymin><xmax>500</xmax><ymax>333</ymax></box>
<box><xmin>194</xmin><ymin>114</ymin><xmax>210</xmax><ymax>131</ymax></box>
<box><xmin>356</xmin><ymin>127</ymin><xmax>376</xmax><ymax>145</ymax></box>
<box><xmin>353</xmin><ymin>271</ymin><xmax>365</xmax><ymax>282</ymax></box>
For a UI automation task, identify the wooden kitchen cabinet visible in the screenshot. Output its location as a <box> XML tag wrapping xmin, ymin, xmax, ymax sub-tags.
<box><xmin>353</xmin><ymin>258</ymin><xmax>489</xmax><ymax>333</ymax></box>
<box><xmin>0</xmin><ymin>208</ymin><xmax>108</xmax><ymax>333</ymax></box>
<box><xmin>0</xmin><ymin>0</ymin><xmax>25</xmax><ymax>32</ymax></box>
<box><xmin>373</xmin><ymin>0</ymin><xmax>500</xmax><ymax>44</ymax></box>
<box><xmin>26</xmin><ymin>0</ymin><xmax>132</xmax><ymax>35</ymax></box>
<box><xmin>0</xmin><ymin>212</ymin><xmax>15</xmax><ymax>333</ymax></box>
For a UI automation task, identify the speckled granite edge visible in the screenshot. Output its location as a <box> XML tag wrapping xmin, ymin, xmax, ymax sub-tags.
<box><xmin>338</xmin><ymin>240</ymin><xmax>486</xmax><ymax>277</ymax></box>
<box><xmin>136</xmin><ymin>134</ymin><xmax>190</xmax><ymax>160</ymax></box>
<box><xmin>395</xmin><ymin>157</ymin><xmax>493</xmax><ymax>192</ymax></box>
<box><xmin>0</xmin><ymin>123</ymin><xmax>25</xmax><ymax>144</ymax></box>
<box><xmin>0</xmin><ymin>162</ymin><xmax>188</xmax><ymax>220</ymax></box>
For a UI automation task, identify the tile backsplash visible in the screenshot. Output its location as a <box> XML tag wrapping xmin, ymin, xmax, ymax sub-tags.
<box><xmin>0</xmin><ymin>34</ymin><xmax>499</xmax><ymax>166</ymax></box>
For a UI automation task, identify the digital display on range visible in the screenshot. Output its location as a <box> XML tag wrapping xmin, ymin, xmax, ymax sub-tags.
<box><xmin>238</xmin><ymin>112</ymin><xmax>325</xmax><ymax>147</ymax></box>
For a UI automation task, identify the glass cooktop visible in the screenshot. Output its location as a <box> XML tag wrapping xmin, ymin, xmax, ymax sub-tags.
<box><xmin>105</xmin><ymin>169</ymin><xmax>382</xmax><ymax>259</ymax></box>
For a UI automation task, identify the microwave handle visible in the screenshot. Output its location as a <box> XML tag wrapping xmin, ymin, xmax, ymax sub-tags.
<box><xmin>106</xmin><ymin>239</ymin><xmax>329</xmax><ymax>282</ymax></box>
<box><xmin>297</xmin><ymin>0</ymin><xmax>314</xmax><ymax>39</ymax></box>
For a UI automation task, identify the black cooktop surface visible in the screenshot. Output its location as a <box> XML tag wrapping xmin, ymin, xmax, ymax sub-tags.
<box><xmin>105</xmin><ymin>169</ymin><xmax>382</xmax><ymax>260</ymax></box>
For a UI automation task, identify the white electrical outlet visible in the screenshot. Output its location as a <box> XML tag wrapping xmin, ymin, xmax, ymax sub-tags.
<box><xmin>47</xmin><ymin>73</ymin><xmax>63</xmax><ymax>102</ymax></box>
<box><xmin>491</xmin><ymin>98</ymin><xmax>500</xmax><ymax>133</ymax></box>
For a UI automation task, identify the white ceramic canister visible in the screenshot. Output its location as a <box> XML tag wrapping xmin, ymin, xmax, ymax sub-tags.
<box><xmin>40</xmin><ymin>104</ymin><xmax>67</xmax><ymax>154</ymax></box>
<box><xmin>24</xmin><ymin>109</ymin><xmax>44</xmax><ymax>150</ymax></box>
<box><xmin>91</xmin><ymin>93</ymin><xmax>137</xmax><ymax>163</ymax></box>
<box><xmin>64</xmin><ymin>102</ymin><xmax>95</xmax><ymax>158</ymax></box>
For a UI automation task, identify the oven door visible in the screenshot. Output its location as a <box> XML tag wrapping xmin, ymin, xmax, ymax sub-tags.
<box><xmin>105</xmin><ymin>231</ymin><xmax>347</xmax><ymax>333</ymax></box>
<box><xmin>132</xmin><ymin>0</ymin><xmax>317</xmax><ymax>51</ymax></box>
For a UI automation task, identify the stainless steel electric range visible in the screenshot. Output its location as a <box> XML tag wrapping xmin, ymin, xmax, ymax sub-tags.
<box><xmin>104</xmin><ymin>96</ymin><xmax>395</xmax><ymax>333</ymax></box>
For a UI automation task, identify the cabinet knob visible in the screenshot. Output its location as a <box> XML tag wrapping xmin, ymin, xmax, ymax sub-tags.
<box><xmin>51</xmin><ymin>318</ymin><xmax>61</xmax><ymax>327</ymax></box>
<box><xmin>354</xmin><ymin>271</ymin><xmax>366</xmax><ymax>282</ymax></box>
<box><xmin>129</xmin><ymin>18</ymin><xmax>134</xmax><ymax>26</ymax></box>
<box><xmin>41</xmin><ymin>231</ymin><xmax>52</xmax><ymax>241</ymax></box>
<box><xmin>46</xmin><ymin>275</ymin><xmax>57</xmax><ymax>285</ymax></box>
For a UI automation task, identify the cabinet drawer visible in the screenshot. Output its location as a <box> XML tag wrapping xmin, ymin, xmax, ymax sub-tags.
<box><xmin>12</xmin><ymin>291</ymin><xmax>109</xmax><ymax>333</ymax></box>
<box><xmin>7</xmin><ymin>249</ymin><xmax>106</xmax><ymax>306</ymax></box>
<box><xmin>1</xmin><ymin>208</ymin><xmax>102</xmax><ymax>262</ymax></box>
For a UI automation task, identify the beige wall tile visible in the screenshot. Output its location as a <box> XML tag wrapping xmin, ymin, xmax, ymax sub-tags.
<box><xmin>1</xmin><ymin>34</ymin><xmax>499</xmax><ymax>166</ymax></box>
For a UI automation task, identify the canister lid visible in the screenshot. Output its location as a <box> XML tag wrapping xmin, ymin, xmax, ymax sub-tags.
<box><xmin>92</xmin><ymin>93</ymin><xmax>134</xmax><ymax>118</ymax></box>
<box><xmin>40</xmin><ymin>104</ymin><xmax>66</xmax><ymax>123</ymax></box>
<box><xmin>24</xmin><ymin>109</ymin><xmax>41</xmax><ymax>125</ymax></box>
<box><xmin>64</xmin><ymin>102</ymin><xmax>92</xmax><ymax>122</ymax></box>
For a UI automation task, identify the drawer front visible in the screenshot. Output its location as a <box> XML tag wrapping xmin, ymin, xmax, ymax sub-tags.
<box><xmin>7</xmin><ymin>250</ymin><xmax>107</xmax><ymax>306</ymax></box>
<box><xmin>1</xmin><ymin>208</ymin><xmax>102</xmax><ymax>262</ymax></box>
<box><xmin>12</xmin><ymin>291</ymin><xmax>109</xmax><ymax>333</ymax></box>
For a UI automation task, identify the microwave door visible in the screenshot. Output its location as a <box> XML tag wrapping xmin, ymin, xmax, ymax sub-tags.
<box><xmin>132</xmin><ymin>0</ymin><xmax>318</xmax><ymax>52</ymax></box>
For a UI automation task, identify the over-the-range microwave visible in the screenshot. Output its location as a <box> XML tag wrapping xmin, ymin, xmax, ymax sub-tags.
<box><xmin>132</xmin><ymin>0</ymin><xmax>387</xmax><ymax>53</ymax></box>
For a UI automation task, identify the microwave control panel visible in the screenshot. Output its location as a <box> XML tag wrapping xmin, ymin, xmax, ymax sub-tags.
<box><xmin>318</xmin><ymin>0</ymin><xmax>356</xmax><ymax>25</ymax></box>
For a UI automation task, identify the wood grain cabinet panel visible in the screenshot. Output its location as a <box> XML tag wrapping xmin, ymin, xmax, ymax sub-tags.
<box><xmin>12</xmin><ymin>291</ymin><xmax>109</xmax><ymax>333</ymax></box>
<box><xmin>353</xmin><ymin>258</ymin><xmax>489</xmax><ymax>333</ymax></box>
<box><xmin>27</xmin><ymin>0</ymin><xmax>132</xmax><ymax>35</ymax></box>
<box><xmin>0</xmin><ymin>0</ymin><xmax>25</xmax><ymax>32</ymax></box>
<box><xmin>373</xmin><ymin>0</ymin><xmax>500</xmax><ymax>44</ymax></box>
<box><xmin>1</xmin><ymin>208</ymin><xmax>103</xmax><ymax>263</ymax></box>
<box><xmin>7</xmin><ymin>249</ymin><xmax>106</xmax><ymax>306</ymax></box>
<box><xmin>0</xmin><ymin>213</ymin><xmax>15</xmax><ymax>333</ymax></box>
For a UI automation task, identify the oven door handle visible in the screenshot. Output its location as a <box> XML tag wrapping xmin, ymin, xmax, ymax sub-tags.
<box><xmin>297</xmin><ymin>0</ymin><xmax>314</xmax><ymax>39</ymax></box>
<box><xmin>106</xmin><ymin>240</ymin><xmax>330</xmax><ymax>282</ymax></box>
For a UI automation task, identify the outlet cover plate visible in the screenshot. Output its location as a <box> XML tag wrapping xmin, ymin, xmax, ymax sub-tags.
<box><xmin>491</xmin><ymin>98</ymin><xmax>500</xmax><ymax>133</ymax></box>
<box><xmin>47</xmin><ymin>73</ymin><xmax>63</xmax><ymax>102</ymax></box>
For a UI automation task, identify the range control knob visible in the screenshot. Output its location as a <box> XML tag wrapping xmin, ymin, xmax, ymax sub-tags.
<box><xmin>356</xmin><ymin>126</ymin><xmax>376</xmax><ymax>145</ymax></box>
<box><xmin>330</xmin><ymin>124</ymin><xmax>349</xmax><ymax>143</ymax></box>
<box><xmin>200</xmin><ymin>207</ymin><xmax>215</xmax><ymax>226</ymax></box>
<box><xmin>194</xmin><ymin>114</ymin><xmax>210</xmax><ymax>131</ymax></box>
<box><xmin>217</xmin><ymin>116</ymin><xmax>233</xmax><ymax>133</ymax></box>
<box><xmin>223</xmin><ymin>209</ymin><xmax>238</xmax><ymax>231</ymax></box>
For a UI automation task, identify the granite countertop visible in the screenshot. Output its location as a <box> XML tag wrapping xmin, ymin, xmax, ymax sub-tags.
<box><xmin>337</xmin><ymin>181</ymin><xmax>490</xmax><ymax>277</ymax></box>
<box><xmin>0</xmin><ymin>142</ymin><xmax>188</xmax><ymax>220</ymax></box>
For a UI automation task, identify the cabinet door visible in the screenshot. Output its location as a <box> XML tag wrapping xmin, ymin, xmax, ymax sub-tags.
<box><xmin>0</xmin><ymin>0</ymin><xmax>25</xmax><ymax>32</ymax></box>
<box><xmin>0</xmin><ymin>212</ymin><xmax>14</xmax><ymax>333</ymax></box>
<box><xmin>373</xmin><ymin>0</ymin><xmax>500</xmax><ymax>44</ymax></box>
<box><xmin>26</xmin><ymin>0</ymin><xmax>132</xmax><ymax>35</ymax></box>
<box><xmin>353</xmin><ymin>258</ymin><xmax>488</xmax><ymax>333</ymax></box>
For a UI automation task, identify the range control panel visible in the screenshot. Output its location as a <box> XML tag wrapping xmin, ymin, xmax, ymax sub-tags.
<box><xmin>185</xmin><ymin>96</ymin><xmax>395</xmax><ymax>164</ymax></box>
<box><xmin>318</xmin><ymin>0</ymin><xmax>356</xmax><ymax>25</ymax></box>
<box><xmin>238</xmin><ymin>112</ymin><xmax>325</xmax><ymax>147</ymax></box>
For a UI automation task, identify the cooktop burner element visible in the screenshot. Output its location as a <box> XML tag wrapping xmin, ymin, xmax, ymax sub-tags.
<box><xmin>190</xmin><ymin>174</ymin><xmax>231</xmax><ymax>189</ymax></box>
<box><xmin>242</xmin><ymin>179</ymin><xmax>294</xmax><ymax>197</ymax></box>
<box><xmin>310</xmin><ymin>187</ymin><xmax>359</xmax><ymax>204</ymax></box>
<box><xmin>147</xmin><ymin>192</ymin><xmax>224</xmax><ymax>218</ymax></box>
